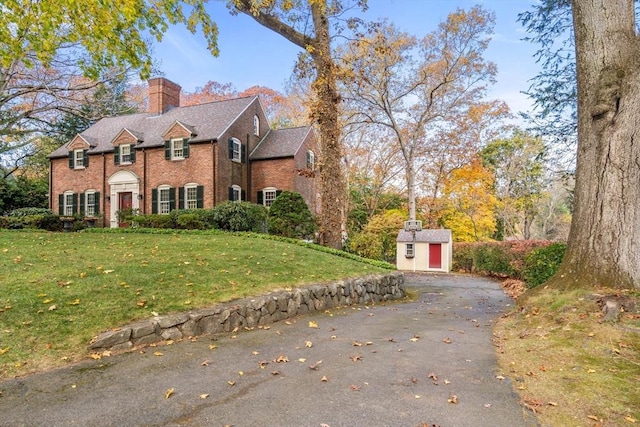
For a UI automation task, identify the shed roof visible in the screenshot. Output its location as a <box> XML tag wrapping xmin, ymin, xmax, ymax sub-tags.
<box><xmin>250</xmin><ymin>126</ymin><xmax>312</xmax><ymax>160</ymax></box>
<box><xmin>396</xmin><ymin>229</ymin><xmax>452</xmax><ymax>243</ymax></box>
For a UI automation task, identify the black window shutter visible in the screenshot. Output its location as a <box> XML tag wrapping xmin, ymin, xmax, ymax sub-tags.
<box><xmin>241</xmin><ymin>144</ymin><xmax>246</xmax><ymax>163</ymax></box>
<box><xmin>95</xmin><ymin>192</ymin><xmax>100</xmax><ymax>214</ymax></box>
<box><xmin>169</xmin><ymin>187</ymin><xmax>176</xmax><ymax>211</ymax></box>
<box><xmin>257</xmin><ymin>191</ymin><xmax>263</xmax><ymax>205</ymax></box>
<box><xmin>228</xmin><ymin>139</ymin><xmax>234</xmax><ymax>159</ymax></box>
<box><xmin>241</xmin><ymin>189</ymin><xmax>246</xmax><ymax>201</ymax></box>
<box><xmin>197</xmin><ymin>185</ymin><xmax>204</xmax><ymax>208</ymax></box>
<box><xmin>183</xmin><ymin>138</ymin><xmax>189</xmax><ymax>158</ymax></box>
<box><xmin>164</xmin><ymin>141</ymin><xmax>171</xmax><ymax>160</ymax></box>
<box><xmin>80</xmin><ymin>193</ymin><xmax>85</xmax><ymax>215</ymax></box>
<box><xmin>58</xmin><ymin>194</ymin><xmax>64</xmax><ymax>215</ymax></box>
<box><xmin>83</xmin><ymin>150</ymin><xmax>89</xmax><ymax>167</ymax></box>
<box><xmin>276</xmin><ymin>190</ymin><xmax>282</xmax><ymax>197</ymax></box>
<box><xmin>68</xmin><ymin>152</ymin><xmax>74</xmax><ymax>169</ymax></box>
<box><xmin>228</xmin><ymin>187</ymin><xmax>233</xmax><ymax>201</ymax></box>
<box><xmin>114</xmin><ymin>146</ymin><xmax>120</xmax><ymax>165</ymax></box>
<box><xmin>72</xmin><ymin>193</ymin><xmax>78</xmax><ymax>214</ymax></box>
<box><xmin>130</xmin><ymin>147</ymin><xmax>136</xmax><ymax>163</ymax></box>
<box><xmin>178</xmin><ymin>187</ymin><xmax>184</xmax><ymax>210</ymax></box>
<box><xmin>151</xmin><ymin>189</ymin><xmax>158</xmax><ymax>214</ymax></box>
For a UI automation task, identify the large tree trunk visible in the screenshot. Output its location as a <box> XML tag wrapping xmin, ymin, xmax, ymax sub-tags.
<box><xmin>310</xmin><ymin>3</ymin><xmax>345</xmax><ymax>249</ymax></box>
<box><xmin>554</xmin><ymin>0</ymin><xmax>640</xmax><ymax>289</ymax></box>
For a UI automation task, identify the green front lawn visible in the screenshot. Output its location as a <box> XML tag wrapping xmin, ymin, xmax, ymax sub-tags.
<box><xmin>0</xmin><ymin>230</ymin><xmax>389</xmax><ymax>379</ymax></box>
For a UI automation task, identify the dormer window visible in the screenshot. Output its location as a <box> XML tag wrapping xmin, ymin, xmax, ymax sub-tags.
<box><xmin>121</xmin><ymin>145</ymin><xmax>132</xmax><ymax>163</ymax></box>
<box><xmin>253</xmin><ymin>115</ymin><xmax>260</xmax><ymax>136</ymax></box>
<box><xmin>69</xmin><ymin>149</ymin><xmax>88</xmax><ymax>169</ymax></box>
<box><xmin>164</xmin><ymin>138</ymin><xmax>190</xmax><ymax>160</ymax></box>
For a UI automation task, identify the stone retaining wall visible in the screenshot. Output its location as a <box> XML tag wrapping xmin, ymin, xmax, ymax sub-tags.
<box><xmin>89</xmin><ymin>272</ymin><xmax>405</xmax><ymax>352</ymax></box>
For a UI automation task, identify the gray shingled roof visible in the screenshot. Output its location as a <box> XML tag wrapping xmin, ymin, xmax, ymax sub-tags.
<box><xmin>250</xmin><ymin>126</ymin><xmax>312</xmax><ymax>160</ymax></box>
<box><xmin>396</xmin><ymin>229</ymin><xmax>452</xmax><ymax>243</ymax></box>
<box><xmin>49</xmin><ymin>96</ymin><xmax>258</xmax><ymax>158</ymax></box>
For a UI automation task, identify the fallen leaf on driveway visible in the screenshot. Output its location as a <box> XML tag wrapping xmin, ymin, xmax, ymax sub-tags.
<box><xmin>201</xmin><ymin>360</ymin><xmax>209</xmax><ymax>366</ymax></box>
<box><xmin>200</xmin><ymin>394</ymin><xmax>209</xmax><ymax>399</ymax></box>
<box><xmin>350</xmin><ymin>355</ymin><xmax>362</xmax><ymax>362</ymax></box>
<box><xmin>308</xmin><ymin>321</ymin><xmax>319</xmax><ymax>328</ymax></box>
<box><xmin>154</xmin><ymin>351</ymin><xmax>163</xmax><ymax>356</ymax></box>
<box><xmin>443</xmin><ymin>338</ymin><xmax>452</xmax><ymax>344</ymax></box>
<box><xmin>275</xmin><ymin>354</ymin><xmax>289</xmax><ymax>363</ymax></box>
<box><xmin>227</xmin><ymin>380</ymin><xmax>236</xmax><ymax>386</ymax></box>
<box><xmin>164</xmin><ymin>388</ymin><xmax>174</xmax><ymax>399</ymax></box>
<box><xmin>447</xmin><ymin>394</ymin><xmax>458</xmax><ymax>404</ymax></box>
<box><xmin>309</xmin><ymin>360</ymin><xmax>322</xmax><ymax>370</ymax></box>
<box><xmin>352</xmin><ymin>341</ymin><xmax>362</xmax><ymax>347</ymax></box>
<box><xmin>350</xmin><ymin>384</ymin><xmax>360</xmax><ymax>391</ymax></box>
<box><xmin>305</xmin><ymin>341</ymin><xmax>313</xmax><ymax>348</ymax></box>
<box><xmin>321</xmin><ymin>376</ymin><xmax>328</xmax><ymax>382</ymax></box>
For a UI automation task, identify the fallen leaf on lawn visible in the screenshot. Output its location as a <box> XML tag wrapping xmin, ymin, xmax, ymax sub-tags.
<box><xmin>350</xmin><ymin>384</ymin><xmax>360</xmax><ymax>391</ymax></box>
<box><xmin>305</xmin><ymin>341</ymin><xmax>313</xmax><ymax>348</ymax></box>
<box><xmin>164</xmin><ymin>388</ymin><xmax>174</xmax><ymax>399</ymax></box>
<box><xmin>0</xmin><ymin>347</ymin><xmax>9</xmax><ymax>355</ymax></box>
<box><xmin>447</xmin><ymin>394</ymin><xmax>458</xmax><ymax>404</ymax></box>
<box><xmin>89</xmin><ymin>353</ymin><xmax>101</xmax><ymax>360</ymax></box>
<box><xmin>547</xmin><ymin>402</ymin><xmax>558</xmax><ymax>407</ymax></box>
<box><xmin>350</xmin><ymin>355</ymin><xmax>362</xmax><ymax>362</ymax></box>
<box><xmin>539</xmin><ymin>366</ymin><xmax>547</xmax><ymax>372</ymax></box>
<box><xmin>587</xmin><ymin>369</ymin><xmax>596</xmax><ymax>373</ymax></box>
<box><xmin>625</xmin><ymin>415</ymin><xmax>637</xmax><ymax>423</ymax></box>
<box><xmin>201</xmin><ymin>360</ymin><xmax>209</xmax><ymax>366</ymax></box>
<box><xmin>308</xmin><ymin>321</ymin><xmax>319</xmax><ymax>328</ymax></box>
<box><xmin>309</xmin><ymin>360</ymin><xmax>323</xmax><ymax>370</ymax></box>
<box><xmin>48</xmin><ymin>304</ymin><xmax>57</xmax><ymax>311</ymax></box>
<box><xmin>136</xmin><ymin>300</ymin><xmax>146</xmax><ymax>307</ymax></box>
<box><xmin>209</xmin><ymin>344</ymin><xmax>217</xmax><ymax>350</ymax></box>
<box><xmin>275</xmin><ymin>355</ymin><xmax>289</xmax><ymax>363</ymax></box>
<box><xmin>321</xmin><ymin>376</ymin><xmax>328</xmax><ymax>382</ymax></box>
<box><xmin>103</xmin><ymin>270</ymin><xmax>114</xmax><ymax>274</ymax></box>
<box><xmin>227</xmin><ymin>380</ymin><xmax>236</xmax><ymax>386</ymax></box>
<box><xmin>587</xmin><ymin>415</ymin><xmax>600</xmax><ymax>421</ymax></box>
<box><xmin>200</xmin><ymin>394</ymin><xmax>209</xmax><ymax>399</ymax></box>
<box><xmin>443</xmin><ymin>338</ymin><xmax>452</xmax><ymax>344</ymax></box>
<box><xmin>68</xmin><ymin>299</ymin><xmax>80</xmax><ymax>306</ymax></box>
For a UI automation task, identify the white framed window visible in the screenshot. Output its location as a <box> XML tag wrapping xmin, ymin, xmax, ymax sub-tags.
<box><xmin>185</xmin><ymin>184</ymin><xmax>198</xmax><ymax>209</ymax></box>
<box><xmin>158</xmin><ymin>185</ymin><xmax>171</xmax><ymax>214</ymax></box>
<box><xmin>306</xmin><ymin>150</ymin><xmax>315</xmax><ymax>169</ymax></box>
<box><xmin>253</xmin><ymin>115</ymin><xmax>260</xmax><ymax>136</ymax></box>
<box><xmin>405</xmin><ymin>243</ymin><xmax>415</xmax><ymax>259</ymax></box>
<box><xmin>171</xmin><ymin>138</ymin><xmax>184</xmax><ymax>159</ymax></box>
<box><xmin>231</xmin><ymin>185</ymin><xmax>242</xmax><ymax>202</ymax></box>
<box><xmin>85</xmin><ymin>191</ymin><xmax>96</xmax><ymax>217</ymax></box>
<box><xmin>64</xmin><ymin>191</ymin><xmax>75</xmax><ymax>216</ymax></box>
<box><xmin>74</xmin><ymin>149</ymin><xmax>85</xmax><ymax>169</ymax></box>
<box><xmin>263</xmin><ymin>188</ymin><xmax>277</xmax><ymax>207</ymax></box>
<box><xmin>230</xmin><ymin>138</ymin><xmax>241</xmax><ymax>163</ymax></box>
<box><xmin>121</xmin><ymin>144</ymin><xmax>132</xmax><ymax>163</ymax></box>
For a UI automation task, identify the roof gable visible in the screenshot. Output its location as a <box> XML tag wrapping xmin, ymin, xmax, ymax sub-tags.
<box><xmin>250</xmin><ymin>126</ymin><xmax>313</xmax><ymax>160</ymax></box>
<box><xmin>162</xmin><ymin>120</ymin><xmax>196</xmax><ymax>140</ymax></box>
<box><xmin>111</xmin><ymin>128</ymin><xmax>144</xmax><ymax>146</ymax></box>
<box><xmin>67</xmin><ymin>134</ymin><xmax>92</xmax><ymax>150</ymax></box>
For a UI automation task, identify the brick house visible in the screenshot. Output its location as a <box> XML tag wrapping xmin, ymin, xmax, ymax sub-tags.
<box><xmin>48</xmin><ymin>77</ymin><xmax>318</xmax><ymax>227</ymax></box>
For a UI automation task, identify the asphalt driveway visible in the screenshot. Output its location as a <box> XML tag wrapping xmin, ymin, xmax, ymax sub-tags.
<box><xmin>0</xmin><ymin>273</ymin><xmax>538</xmax><ymax>427</ymax></box>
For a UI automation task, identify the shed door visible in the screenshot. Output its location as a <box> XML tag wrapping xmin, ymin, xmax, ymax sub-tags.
<box><xmin>429</xmin><ymin>243</ymin><xmax>442</xmax><ymax>269</ymax></box>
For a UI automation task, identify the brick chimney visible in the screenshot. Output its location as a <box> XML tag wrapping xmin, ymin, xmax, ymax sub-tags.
<box><xmin>148</xmin><ymin>77</ymin><xmax>181</xmax><ymax>114</ymax></box>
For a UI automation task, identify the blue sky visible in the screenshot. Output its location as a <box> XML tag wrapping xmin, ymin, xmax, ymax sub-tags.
<box><xmin>153</xmin><ymin>0</ymin><xmax>540</xmax><ymax>116</ymax></box>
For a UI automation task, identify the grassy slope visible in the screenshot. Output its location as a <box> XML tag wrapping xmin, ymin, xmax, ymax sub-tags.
<box><xmin>494</xmin><ymin>287</ymin><xmax>640</xmax><ymax>427</ymax></box>
<box><xmin>0</xmin><ymin>230</ymin><xmax>389</xmax><ymax>379</ymax></box>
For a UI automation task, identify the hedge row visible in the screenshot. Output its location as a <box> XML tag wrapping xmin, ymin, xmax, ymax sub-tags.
<box><xmin>453</xmin><ymin>240</ymin><xmax>566</xmax><ymax>289</ymax></box>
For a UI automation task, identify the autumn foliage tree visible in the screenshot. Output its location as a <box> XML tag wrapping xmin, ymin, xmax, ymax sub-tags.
<box><xmin>340</xmin><ymin>6</ymin><xmax>500</xmax><ymax>222</ymax></box>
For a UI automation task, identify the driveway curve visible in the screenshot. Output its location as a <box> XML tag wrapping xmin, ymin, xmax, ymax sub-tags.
<box><xmin>0</xmin><ymin>273</ymin><xmax>537</xmax><ymax>427</ymax></box>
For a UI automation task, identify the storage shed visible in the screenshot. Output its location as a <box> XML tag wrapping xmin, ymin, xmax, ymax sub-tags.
<box><xmin>396</xmin><ymin>229</ymin><xmax>453</xmax><ymax>272</ymax></box>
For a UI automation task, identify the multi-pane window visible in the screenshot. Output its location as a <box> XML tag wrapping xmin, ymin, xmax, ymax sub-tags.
<box><xmin>306</xmin><ymin>150</ymin><xmax>315</xmax><ymax>169</ymax></box>
<box><xmin>172</xmin><ymin>139</ymin><xmax>184</xmax><ymax>159</ymax></box>
<box><xmin>231</xmin><ymin>139</ymin><xmax>241</xmax><ymax>162</ymax></box>
<box><xmin>85</xmin><ymin>192</ymin><xmax>96</xmax><ymax>216</ymax></box>
<box><xmin>74</xmin><ymin>150</ymin><xmax>84</xmax><ymax>168</ymax></box>
<box><xmin>186</xmin><ymin>186</ymin><xmax>198</xmax><ymax>209</ymax></box>
<box><xmin>159</xmin><ymin>187</ymin><xmax>171</xmax><ymax>214</ymax></box>
<box><xmin>253</xmin><ymin>115</ymin><xmax>260</xmax><ymax>136</ymax></box>
<box><xmin>263</xmin><ymin>189</ymin><xmax>277</xmax><ymax>207</ymax></box>
<box><xmin>231</xmin><ymin>185</ymin><xmax>242</xmax><ymax>202</ymax></box>
<box><xmin>121</xmin><ymin>145</ymin><xmax>131</xmax><ymax>163</ymax></box>
<box><xmin>405</xmin><ymin>243</ymin><xmax>415</xmax><ymax>258</ymax></box>
<box><xmin>64</xmin><ymin>192</ymin><xmax>75</xmax><ymax>216</ymax></box>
